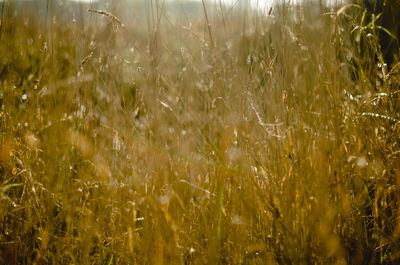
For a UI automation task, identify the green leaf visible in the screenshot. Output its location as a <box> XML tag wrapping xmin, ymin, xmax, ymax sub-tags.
<box><xmin>107</xmin><ymin>255</ymin><xmax>113</xmax><ymax>265</ymax></box>
<box><xmin>1</xmin><ymin>183</ymin><xmax>22</xmax><ymax>193</ymax></box>
<box><xmin>360</xmin><ymin>9</ymin><xmax>366</xmax><ymax>25</ymax></box>
<box><xmin>376</xmin><ymin>26</ymin><xmax>398</xmax><ymax>40</ymax></box>
<box><xmin>1</xmin><ymin>193</ymin><xmax>12</xmax><ymax>202</ymax></box>
<box><xmin>366</xmin><ymin>13</ymin><xmax>381</xmax><ymax>28</ymax></box>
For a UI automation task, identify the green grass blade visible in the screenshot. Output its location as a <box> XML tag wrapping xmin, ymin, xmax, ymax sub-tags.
<box><xmin>1</xmin><ymin>183</ymin><xmax>22</xmax><ymax>193</ymax></box>
<box><xmin>376</xmin><ymin>25</ymin><xmax>398</xmax><ymax>40</ymax></box>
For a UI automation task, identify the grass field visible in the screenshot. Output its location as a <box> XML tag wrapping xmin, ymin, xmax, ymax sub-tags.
<box><xmin>1</xmin><ymin>1</ymin><xmax>400</xmax><ymax>264</ymax></box>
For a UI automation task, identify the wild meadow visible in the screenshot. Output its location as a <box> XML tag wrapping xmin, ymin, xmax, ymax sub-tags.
<box><xmin>0</xmin><ymin>0</ymin><xmax>399</xmax><ymax>264</ymax></box>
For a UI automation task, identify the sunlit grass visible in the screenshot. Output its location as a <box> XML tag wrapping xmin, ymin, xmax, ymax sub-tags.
<box><xmin>0</xmin><ymin>1</ymin><xmax>399</xmax><ymax>264</ymax></box>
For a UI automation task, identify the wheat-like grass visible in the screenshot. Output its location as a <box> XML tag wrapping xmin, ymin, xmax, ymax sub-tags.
<box><xmin>87</xmin><ymin>9</ymin><xmax>125</xmax><ymax>28</ymax></box>
<box><xmin>0</xmin><ymin>1</ymin><xmax>399</xmax><ymax>264</ymax></box>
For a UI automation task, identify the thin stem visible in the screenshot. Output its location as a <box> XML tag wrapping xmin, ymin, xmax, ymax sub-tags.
<box><xmin>0</xmin><ymin>0</ymin><xmax>5</xmax><ymax>43</ymax></box>
<box><xmin>201</xmin><ymin>0</ymin><xmax>215</xmax><ymax>48</ymax></box>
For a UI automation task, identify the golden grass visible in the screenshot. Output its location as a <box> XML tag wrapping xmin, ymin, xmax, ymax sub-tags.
<box><xmin>0</xmin><ymin>1</ymin><xmax>399</xmax><ymax>264</ymax></box>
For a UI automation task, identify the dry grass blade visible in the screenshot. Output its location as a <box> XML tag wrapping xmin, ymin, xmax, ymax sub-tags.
<box><xmin>0</xmin><ymin>0</ymin><xmax>5</xmax><ymax>42</ymax></box>
<box><xmin>87</xmin><ymin>9</ymin><xmax>125</xmax><ymax>28</ymax></box>
<box><xmin>336</xmin><ymin>4</ymin><xmax>361</xmax><ymax>17</ymax></box>
<box><xmin>323</xmin><ymin>4</ymin><xmax>361</xmax><ymax>21</ymax></box>
<box><xmin>361</xmin><ymin>112</ymin><xmax>400</xmax><ymax>124</ymax></box>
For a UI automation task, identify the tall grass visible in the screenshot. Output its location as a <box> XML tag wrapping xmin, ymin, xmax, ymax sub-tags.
<box><xmin>0</xmin><ymin>1</ymin><xmax>399</xmax><ymax>264</ymax></box>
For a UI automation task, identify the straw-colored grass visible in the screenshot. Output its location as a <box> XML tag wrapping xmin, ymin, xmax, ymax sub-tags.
<box><xmin>0</xmin><ymin>1</ymin><xmax>399</xmax><ymax>264</ymax></box>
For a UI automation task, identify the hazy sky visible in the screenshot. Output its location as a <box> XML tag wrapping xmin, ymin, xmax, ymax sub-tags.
<box><xmin>67</xmin><ymin>0</ymin><xmax>276</xmax><ymax>11</ymax></box>
<box><xmin>0</xmin><ymin>0</ymin><xmax>346</xmax><ymax>8</ymax></box>
<box><xmin>64</xmin><ymin>0</ymin><xmax>346</xmax><ymax>11</ymax></box>
<box><xmin>212</xmin><ymin>0</ymin><xmax>275</xmax><ymax>10</ymax></box>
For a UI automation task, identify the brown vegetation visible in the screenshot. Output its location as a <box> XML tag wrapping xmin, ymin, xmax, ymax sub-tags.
<box><xmin>0</xmin><ymin>1</ymin><xmax>399</xmax><ymax>264</ymax></box>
